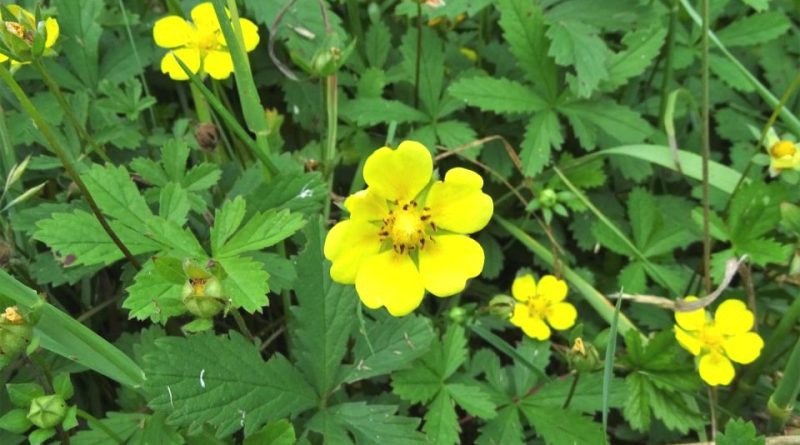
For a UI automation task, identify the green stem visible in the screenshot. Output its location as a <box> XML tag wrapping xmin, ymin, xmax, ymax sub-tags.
<box><xmin>658</xmin><ymin>0</ymin><xmax>680</xmax><ymax>122</ymax></box>
<box><xmin>414</xmin><ymin>1</ymin><xmax>422</xmax><ymax>110</ymax></box>
<box><xmin>189</xmin><ymin>81</ymin><xmax>213</xmax><ymax>124</ymax></box>
<box><xmin>700</xmin><ymin>0</ymin><xmax>712</xmax><ymax>295</ymax></box>
<box><xmin>767</xmin><ymin>337</ymin><xmax>800</xmax><ymax>432</ymax></box>
<box><xmin>0</xmin><ymin>65</ymin><xmax>140</xmax><ymax>270</ymax></box>
<box><xmin>32</xmin><ymin>60</ymin><xmax>111</xmax><ymax>162</ymax></box>
<box><xmin>495</xmin><ymin>215</ymin><xmax>640</xmax><ymax>335</ymax></box>
<box><xmin>562</xmin><ymin>372</ymin><xmax>580</xmax><ymax>409</ymax></box>
<box><xmin>117</xmin><ymin>0</ymin><xmax>156</xmax><ymax>127</ymax></box>
<box><xmin>345</xmin><ymin>0</ymin><xmax>364</xmax><ymax>50</ymax></box>
<box><xmin>323</xmin><ymin>74</ymin><xmax>338</xmax><ymax>222</ymax></box>
<box><xmin>0</xmin><ymin>99</ymin><xmax>15</xmax><ymax>181</ymax></box>
<box><xmin>230</xmin><ymin>308</ymin><xmax>255</xmax><ymax>342</ymax></box>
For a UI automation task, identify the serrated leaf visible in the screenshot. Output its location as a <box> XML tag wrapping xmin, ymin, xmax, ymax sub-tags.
<box><xmin>392</xmin><ymin>361</ymin><xmax>442</xmax><ymax>404</ymax></box>
<box><xmin>290</xmin><ymin>220</ymin><xmax>357</xmax><ymax>396</ymax></box>
<box><xmin>423</xmin><ymin>391</ymin><xmax>459</xmax><ymax>445</ymax></box>
<box><xmin>647</xmin><ymin>384</ymin><xmax>704</xmax><ymax>434</ymax></box>
<box><xmin>161</xmin><ymin>139</ymin><xmax>189</xmax><ymax>181</ymax></box>
<box><xmin>476</xmin><ymin>406</ymin><xmax>524</xmax><ymax>445</ymax></box>
<box><xmin>623</xmin><ymin>373</ymin><xmax>651</xmax><ymax>432</ymax></box>
<box><xmin>441</xmin><ymin>325</ymin><xmax>468</xmax><ymax>379</ymax></box>
<box><xmin>716</xmin><ymin>12</ymin><xmax>790</xmax><ymax>47</ymax></box>
<box><xmin>216</xmin><ymin>209</ymin><xmax>305</xmax><ymax>258</ymax></box>
<box><xmin>81</xmin><ymin>163</ymin><xmax>152</xmax><ymax>227</ymax></box>
<box><xmin>159</xmin><ymin>182</ymin><xmax>190</xmax><ymax>225</ymax></box>
<box><xmin>327</xmin><ymin>403</ymin><xmax>427</xmax><ymax>444</ymax></box>
<box><xmin>559</xmin><ymin>100</ymin><xmax>652</xmax><ymax>148</ymax></box>
<box><xmin>123</xmin><ymin>260</ymin><xmax>185</xmax><ymax>323</ymax></box>
<box><xmin>144</xmin><ymin>332</ymin><xmax>317</xmax><ymax>436</ymax></box>
<box><xmin>218</xmin><ymin>256</ymin><xmax>270</xmax><ymax>313</ymax></box>
<box><xmin>245</xmin><ymin>172</ymin><xmax>326</xmax><ymax>216</ymax></box>
<box><xmin>740</xmin><ymin>0</ymin><xmax>768</xmax><ymax>11</ymax></box>
<box><xmin>401</xmin><ymin>27</ymin><xmax>444</xmax><ymax>116</ymax></box>
<box><xmin>520</xmin><ymin>110</ymin><xmax>563</xmax><ymax>176</ymax></box>
<box><xmin>346</xmin><ymin>314</ymin><xmax>435</xmax><ymax>382</ymax></box>
<box><xmin>546</xmin><ymin>21</ymin><xmax>610</xmax><ymax>97</ymax></box>
<box><xmin>605</xmin><ymin>27</ymin><xmax>667</xmax><ymax>90</ymax></box>
<box><xmin>365</xmin><ymin>21</ymin><xmax>391</xmax><ymax>68</ymax></box>
<box><xmin>142</xmin><ymin>216</ymin><xmax>206</xmax><ymax>258</ymax></box>
<box><xmin>183</xmin><ymin>163</ymin><xmax>221</xmax><ymax>191</ymax></box>
<box><xmin>521</xmin><ymin>405</ymin><xmax>605</xmax><ymax>445</ymax></box>
<box><xmin>447</xmin><ymin>383</ymin><xmax>497</xmax><ymax>419</ymax></box>
<box><xmin>497</xmin><ymin>0</ymin><xmax>557</xmax><ymax>95</ymax></box>
<box><xmin>340</xmin><ymin>98</ymin><xmax>428</xmax><ymax>126</ymax></box>
<box><xmin>449</xmin><ymin>76</ymin><xmax>547</xmax><ymax>114</ymax></box>
<box><xmin>717</xmin><ymin>418</ymin><xmax>765</xmax><ymax>445</ymax></box>
<box><xmin>210</xmin><ymin>197</ymin><xmax>247</xmax><ymax>255</ymax></box>
<box><xmin>525</xmin><ymin>372</ymin><xmax>626</xmax><ymax>414</ymax></box>
<box><xmin>244</xmin><ymin>420</ymin><xmax>296</xmax><ymax>445</ymax></box>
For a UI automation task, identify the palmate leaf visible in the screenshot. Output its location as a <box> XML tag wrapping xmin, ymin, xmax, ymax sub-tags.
<box><xmin>219</xmin><ymin>256</ymin><xmax>271</xmax><ymax>313</ymax></box>
<box><xmin>448</xmin><ymin>76</ymin><xmax>548</xmax><ymax>114</ymax></box>
<box><xmin>604</xmin><ymin>27</ymin><xmax>667</xmax><ymax>90</ymax></box>
<box><xmin>81</xmin><ymin>163</ymin><xmax>153</xmax><ymax>228</ymax></box>
<box><xmin>143</xmin><ymin>332</ymin><xmax>317</xmax><ymax>437</ymax></box>
<box><xmin>546</xmin><ymin>21</ymin><xmax>611</xmax><ymax>98</ymax></box>
<box><xmin>123</xmin><ymin>260</ymin><xmax>184</xmax><ymax>323</ymax></box>
<box><xmin>717</xmin><ymin>419</ymin><xmax>765</xmax><ymax>445</ymax></box>
<box><xmin>340</xmin><ymin>98</ymin><xmax>428</xmax><ymax>126</ymax></box>
<box><xmin>716</xmin><ymin>11</ymin><xmax>790</xmax><ymax>48</ymax></box>
<box><xmin>476</xmin><ymin>406</ymin><xmax>524</xmax><ymax>445</ymax></box>
<box><xmin>400</xmin><ymin>27</ymin><xmax>444</xmax><ymax>117</ymax></box>
<box><xmin>321</xmin><ymin>402</ymin><xmax>427</xmax><ymax>445</ymax></box>
<box><xmin>290</xmin><ymin>220</ymin><xmax>357</xmax><ymax>396</ymax></box>
<box><xmin>497</xmin><ymin>0</ymin><xmax>557</xmax><ymax>96</ymax></box>
<box><xmin>520</xmin><ymin>404</ymin><xmax>605</xmax><ymax>445</ymax></box>
<box><xmin>423</xmin><ymin>392</ymin><xmax>459</xmax><ymax>445</ymax></box>
<box><xmin>520</xmin><ymin>110</ymin><xmax>563</xmax><ymax>176</ymax></box>
<box><xmin>214</xmin><ymin>209</ymin><xmax>305</xmax><ymax>258</ymax></box>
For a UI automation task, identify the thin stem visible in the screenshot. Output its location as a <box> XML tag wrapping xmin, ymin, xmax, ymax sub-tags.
<box><xmin>230</xmin><ymin>308</ymin><xmax>255</xmax><ymax>343</ymax></box>
<box><xmin>414</xmin><ymin>1</ymin><xmax>422</xmax><ymax>109</ymax></box>
<box><xmin>700</xmin><ymin>0</ymin><xmax>712</xmax><ymax>295</ymax></box>
<box><xmin>189</xmin><ymin>81</ymin><xmax>213</xmax><ymax>124</ymax></box>
<box><xmin>0</xmin><ymin>100</ymin><xmax>15</xmax><ymax>179</ymax></box>
<box><xmin>323</xmin><ymin>74</ymin><xmax>338</xmax><ymax>222</ymax></box>
<box><xmin>658</xmin><ymin>0</ymin><xmax>680</xmax><ymax>122</ymax></box>
<box><xmin>767</xmin><ymin>337</ymin><xmax>800</xmax><ymax>432</ymax></box>
<box><xmin>707</xmin><ymin>386</ymin><xmax>717</xmax><ymax>440</ymax></box>
<box><xmin>0</xmin><ymin>65</ymin><xmax>141</xmax><ymax>270</ymax></box>
<box><xmin>562</xmin><ymin>372</ymin><xmax>580</xmax><ymax>409</ymax></box>
<box><xmin>116</xmin><ymin>0</ymin><xmax>156</xmax><ymax>127</ymax></box>
<box><xmin>32</xmin><ymin>60</ymin><xmax>110</xmax><ymax>162</ymax></box>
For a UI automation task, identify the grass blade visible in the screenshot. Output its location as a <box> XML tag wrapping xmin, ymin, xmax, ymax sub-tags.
<box><xmin>602</xmin><ymin>294</ymin><xmax>623</xmax><ymax>441</ymax></box>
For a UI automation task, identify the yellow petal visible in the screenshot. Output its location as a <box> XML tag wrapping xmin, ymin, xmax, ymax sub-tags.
<box><xmin>344</xmin><ymin>189</ymin><xmax>389</xmax><ymax>222</ymax></box>
<box><xmin>7</xmin><ymin>5</ymin><xmax>33</xmax><ymax>25</ymax></box>
<box><xmin>204</xmin><ymin>49</ymin><xmax>234</xmax><ymax>79</ymax></box>
<box><xmin>160</xmin><ymin>48</ymin><xmax>201</xmax><ymax>80</ymax></box>
<box><xmin>153</xmin><ymin>16</ymin><xmax>192</xmax><ymax>48</ymax></box>
<box><xmin>44</xmin><ymin>17</ymin><xmax>59</xmax><ymax>48</ymax></box>
<box><xmin>723</xmin><ymin>332</ymin><xmax>764</xmax><ymax>365</ymax></box>
<box><xmin>362</xmin><ymin>141</ymin><xmax>432</xmax><ymax>202</ymax></box>
<box><xmin>510</xmin><ymin>305</ymin><xmax>551</xmax><ymax>340</ymax></box>
<box><xmin>674</xmin><ymin>326</ymin><xmax>702</xmax><ymax>356</ymax></box>
<box><xmin>0</xmin><ymin>53</ymin><xmax>8</xmax><ymax>63</ymax></box>
<box><xmin>511</xmin><ymin>274</ymin><xmax>536</xmax><ymax>302</ymax></box>
<box><xmin>324</xmin><ymin>220</ymin><xmax>382</xmax><ymax>284</ymax></box>
<box><xmin>424</xmin><ymin>167</ymin><xmax>493</xmax><ymax>234</ymax></box>
<box><xmin>355</xmin><ymin>251</ymin><xmax>425</xmax><ymax>316</ymax></box>
<box><xmin>675</xmin><ymin>296</ymin><xmax>706</xmax><ymax>331</ymax></box>
<box><xmin>698</xmin><ymin>352</ymin><xmax>735</xmax><ymax>386</ymax></box>
<box><xmin>191</xmin><ymin>2</ymin><xmax>221</xmax><ymax>31</ymax></box>
<box><xmin>714</xmin><ymin>299</ymin><xmax>754</xmax><ymax>335</ymax></box>
<box><xmin>546</xmin><ymin>302</ymin><xmax>576</xmax><ymax>330</ymax></box>
<box><xmin>239</xmin><ymin>18</ymin><xmax>260</xmax><ymax>52</ymax></box>
<box><xmin>418</xmin><ymin>234</ymin><xmax>483</xmax><ymax>297</ymax></box>
<box><xmin>538</xmin><ymin>275</ymin><xmax>567</xmax><ymax>303</ymax></box>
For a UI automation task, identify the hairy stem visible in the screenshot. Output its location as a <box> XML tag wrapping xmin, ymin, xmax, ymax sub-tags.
<box><xmin>700</xmin><ymin>0</ymin><xmax>712</xmax><ymax>295</ymax></box>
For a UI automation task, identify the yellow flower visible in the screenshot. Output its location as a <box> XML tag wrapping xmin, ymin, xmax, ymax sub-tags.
<box><xmin>762</xmin><ymin>128</ymin><xmax>800</xmax><ymax>176</ymax></box>
<box><xmin>674</xmin><ymin>297</ymin><xmax>764</xmax><ymax>386</ymax></box>
<box><xmin>152</xmin><ymin>2</ymin><xmax>259</xmax><ymax>81</ymax></box>
<box><xmin>508</xmin><ymin>274</ymin><xmax>577</xmax><ymax>340</ymax></box>
<box><xmin>0</xmin><ymin>5</ymin><xmax>59</xmax><ymax>65</ymax></box>
<box><xmin>323</xmin><ymin>141</ymin><xmax>493</xmax><ymax>316</ymax></box>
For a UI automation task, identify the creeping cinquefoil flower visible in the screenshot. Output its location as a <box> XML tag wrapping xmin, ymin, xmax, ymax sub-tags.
<box><xmin>324</xmin><ymin>141</ymin><xmax>493</xmax><ymax>316</ymax></box>
<box><xmin>674</xmin><ymin>297</ymin><xmax>764</xmax><ymax>386</ymax></box>
<box><xmin>762</xmin><ymin>127</ymin><xmax>800</xmax><ymax>176</ymax></box>
<box><xmin>152</xmin><ymin>2</ymin><xmax>259</xmax><ymax>80</ymax></box>
<box><xmin>508</xmin><ymin>274</ymin><xmax>576</xmax><ymax>340</ymax></box>
<box><xmin>0</xmin><ymin>5</ymin><xmax>59</xmax><ymax>66</ymax></box>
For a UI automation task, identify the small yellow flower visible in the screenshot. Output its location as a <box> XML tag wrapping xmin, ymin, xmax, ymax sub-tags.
<box><xmin>324</xmin><ymin>141</ymin><xmax>493</xmax><ymax>316</ymax></box>
<box><xmin>508</xmin><ymin>274</ymin><xmax>577</xmax><ymax>340</ymax></box>
<box><xmin>152</xmin><ymin>2</ymin><xmax>259</xmax><ymax>81</ymax></box>
<box><xmin>763</xmin><ymin>128</ymin><xmax>800</xmax><ymax>176</ymax></box>
<box><xmin>674</xmin><ymin>297</ymin><xmax>764</xmax><ymax>386</ymax></box>
<box><xmin>0</xmin><ymin>5</ymin><xmax>59</xmax><ymax>66</ymax></box>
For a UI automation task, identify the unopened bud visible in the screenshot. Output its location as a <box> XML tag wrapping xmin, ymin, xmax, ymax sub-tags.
<box><xmin>567</xmin><ymin>338</ymin><xmax>601</xmax><ymax>373</ymax></box>
<box><xmin>488</xmin><ymin>294</ymin><xmax>516</xmax><ymax>319</ymax></box>
<box><xmin>182</xmin><ymin>277</ymin><xmax>224</xmax><ymax>319</ymax></box>
<box><xmin>27</xmin><ymin>394</ymin><xmax>67</xmax><ymax>429</ymax></box>
<box><xmin>448</xmin><ymin>306</ymin><xmax>467</xmax><ymax>324</ymax></box>
<box><xmin>0</xmin><ymin>307</ymin><xmax>32</xmax><ymax>360</ymax></box>
<box><xmin>540</xmin><ymin>189</ymin><xmax>558</xmax><ymax>208</ymax></box>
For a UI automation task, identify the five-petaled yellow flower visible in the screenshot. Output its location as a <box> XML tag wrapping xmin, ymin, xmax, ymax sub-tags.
<box><xmin>763</xmin><ymin>128</ymin><xmax>800</xmax><ymax>176</ymax></box>
<box><xmin>0</xmin><ymin>5</ymin><xmax>59</xmax><ymax>66</ymax></box>
<box><xmin>324</xmin><ymin>141</ymin><xmax>493</xmax><ymax>316</ymax></box>
<box><xmin>509</xmin><ymin>274</ymin><xmax>576</xmax><ymax>340</ymax></box>
<box><xmin>152</xmin><ymin>2</ymin><xmax>259</xmax><ymax>81</ymax></box>
<box><xmin>674</xmin><ymin>297</ymin><xmax>764</xmax><ymax>386</ymax></box>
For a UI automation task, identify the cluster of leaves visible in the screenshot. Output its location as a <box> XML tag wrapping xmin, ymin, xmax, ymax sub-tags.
<box><xmin>0</xmin><ymin>0</ymin><xmax>798</xmax><ymax>444</ymax></box>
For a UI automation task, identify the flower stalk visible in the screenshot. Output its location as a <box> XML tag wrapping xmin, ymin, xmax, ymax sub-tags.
<box><xmin>767</xmin><ymin>337</ymin><xmax>800</xmax><ymax>432</ymax></box>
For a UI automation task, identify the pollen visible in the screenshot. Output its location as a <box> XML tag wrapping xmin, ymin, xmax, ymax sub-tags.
<box><xmin>5</xmin><ymin>22</ymin><xmax>32</xmax><ymax>43</ymax></box>
<box><xmin>2</xmin><ymin>306</ymin><xmax>24</xmax><ymax>325</ymax></box>
<box><xmin>192</xmin><ymin>30</ymin><xmax>219</xmax><ymax>52</ymax></box>
<box><xmin>191</xmin><ymin>279</ymin><xmax>207</xmax><ymax>297</ymax></box>
<box><xmin>380</xmin><ymin>200</ymin><xmax>433</xmax><ymax>253</ymax></box>
<box><xmin>771</xmin><ymin>140</ymin><xmax>797</xmax><ymax>158</ymax></box>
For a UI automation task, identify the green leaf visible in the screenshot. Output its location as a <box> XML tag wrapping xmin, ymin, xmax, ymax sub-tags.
<box><xmin>143</xmin><ymin>332</ymin><xmax>317</xmax><ymax>436</ymax></box>
<box><xmin>524</xmin><ymin>372</ymin><xmax>626</xmax><ymax>414</ymax></box>
<box><xmin>559</xmin><ymin>100</ymin><xmax>653</xmax><ymax>148</ymax></box>
<box><xmin>161</xmin><ymin>139</ymin><xmax>190</xmax><ymax>181</ymax></box>
<box><xmin>244</xmin><ymin>420</ymin><xmax>296</xmax><ymax>445</ymax></box>
<box><xmin>364</xmin><ymin>21</ymin><xmax>392</xmax><ymax>68</ymax></box>
<box><xmin>605</xmin><ymin>27</ymin><xmax>667</xmax><ymax>90</ymax></box>
<box><xmin>142</xmin><ymin>216</ymin><xmax>206</xmax><ymax>258</ymax></box>
<box><xmin>346</xmin><ymin>314</ymin><xmax>435</xmax><ymax>383</ymax></box>
<box><xmin>623</xmin><ymin>373</ymin><xmax>651</xmax><ymax>432</ymax></box>
<box><xmin>183</xmin><ymin>163</ymin><xmax>222</xmax><ymax>192</ymax></box>
<box><xmin>476</xmin><ymin>406</ymin><xmax>524</xmax><ymax>445</ymax></box>
<box><xmin>447</xmin><ymin>383</ymin><xmax>497</xmax><ymax>419</ymax></box>
<box><xmin>497</xmin><ymin>0</ymin><xmax>557</xmax><ymax>96</ymax></box>
<box><xmin>159</xmin><ymin>182</ymin><xmax>190</xmax><ymax>225</ymax></box>
<box><xmin>441</xmin><ymin>325</ymin><xmax>468</xmax><ymax>379</ymax></box>
<box><xmin>740</xmin><ymin>0</ymin><xmax>768</xmax><ymax>11</ymax></box>
<box><xmin>401</xmin><ymin>27</ymin><xmax>444</xmax><ymax>116</ymax></box>
<box><xmin>210</xmin><ymin>196</ymin><xmax>248</xmax><ymax>257</ymax></box>
<box><xmin>546</xmin><ymin>21</ymin><xmax>610</xmax><ymax>97</ymax></box>
<box><xmin>716</xmin><ymin>419</ymin><xmax>765</xmax><ymax>445</ymax></box>
<box><xmin>520</xmin><ymin>110</ymin><xmax>563</xmax><ymax>176</ymax></box>
<box><xmin>520</xmin><ymin>405</ymin><xmax>605</xmax><ymax>445</ymax></box>
<box><xmin>81</xmin><ymin>164</ymin><xmax>153</xmax><ymax>228</ymax></box>
<box><xmin>325</xmin><ymin>402</ymin><xmax>427</xmax><ymax>445</ymax></box>
<box><xmin>290</xmin><ymin>220</ymin><xmax>357</xmax><ymax>395</ymax></box>
<box><xmin>340</xmin><ymin>98</ymin><xmax>429</xmax><ymax>126</ymax></box>
<box><xmin>392</xmin><ymin>359</ymin><xmax>442</xmax><ymax>404</ymax></box>
<box><xmin>123</xmin><ymin>260</ymin><xmax>185</xmax><ymax>323</ymax></box>
<box><xmin>647</xmin><ymin>383</ymin><xmax>704</xmax><ymax>434</ymax></box>
<box><xmin>7</xmin><ymin>383</ymin><xmax>44</xmax><ymax>407</ymax></box>
<box><xmin>54</xmin><ymin>0</ymin><xmax>102</xmax><ymax>86</ymax></box>
<box><xmin>218</xmin><ymin>255</ymin><xmax>270</xmax><ymax>313</ymax></box>
<box><xmin>0</xmin><ymin>408</ymin><xmax>32</xmax><ymax>434</ymax></box>
<box><xmin>449</xmin><ymin>76</ymin><xmax>547</xmax><ymax>114</ymax></box>
<box><xmin>716</xmin><ymin>12</ymin><xmax>790</xmax><ymax>48</ymax></box>
<box><xmin>423</xmin><ymin>391</ymin><xmax>459</xmax><ymax>445</ymax></box>
<box><xmin>243</xmin><ymin>171</ymin><xmax>326</xmax><ymax>216</ymax></box>
<box><xmin>216</xmin><ymin>209</ymin><xmax>305</xmax><ymax>258</ymax></box>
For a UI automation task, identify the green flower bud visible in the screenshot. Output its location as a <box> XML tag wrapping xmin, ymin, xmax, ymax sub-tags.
<box><xmin>448</xmin><ymin>306</ymin><xmax>468</xmax><ymax>324</ymax></box>
<box><xmin>27</xmin><ymin>394</ymin><xmax>67</xmax><ymax>429</ymax></box>
<box><xmin>488</xmin><ymin>294</ymin><xmax>516</xmax><ymax>319</ymax></box>
<box><xmin>310</xmin><ymin>46</ymin><xmax>341</xmax><ymax>77</ymax></box>
<box><xmin>182</xmin><ymin>277</ymin><xmax>225</xmax><ymax>319</ymax></box>
<box><xmin>182</xmin><ymin>258</ymin><xmax>212</xmax><ymax>280</ymax></box>
<box><xmin>567</xmin><ymin>338</ymin><xmax>601</xmax><ymax>373</ymax></box>
<box><xmin>0</xmin><ymin>307</ymin><xmax>32</xmax><ymax>360</ymax></box>
<box><xmin>540</xmin><ymin>189</ymin><xmax>558</xmax><ymax>208</ymax></box>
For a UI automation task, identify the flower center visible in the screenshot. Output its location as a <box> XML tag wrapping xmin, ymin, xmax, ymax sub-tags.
<box><xmin>379</xmin><ymin>200</ymin><xmax>434</xmax><ymax>254</ymax></box>
<box><xmin>771</xmin><ymin>140</ymin><xmax>797</xmax><ymax>158</ymax></box>
<box><xmin>527</xmin><ymin>295</ymin><xmax>549</xmax><ymax>318</ymax></box>
<box><xmin>191</xmin><ymin>28</ymin><xmax>220</xmax><ymax>52</ymax></box>
<box><xmin>700</xmin><ymin>324</ymin><xmax>724</xmax><ymax>350</ymax></box>
<box><xmin>191</xmin><ymin>278</ymin><xmax>208</xmax><ymax>297</ymax></box>
<box><xmin>5</xmin><ymin>22</ymin><xmax>32</xmax><ymax>43</ymax></box>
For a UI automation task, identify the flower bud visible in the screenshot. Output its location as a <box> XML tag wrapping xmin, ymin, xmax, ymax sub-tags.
<box><xmin>771</xmin><ymin>140</ymin><xmax>797</xmax><ymax>159</ymax></box>
<box><xmin>448</xmin><ymin>306</ymin><xmax>468</xmax><ymax>324</ymax></box>
<box><xmin>540</xmin><ymin>189</ymin><xmax>558</xmax><ymax>208</ymax></box>
<box><xmin>0</xmin><ymin>307</ymin><xmax>32</xmax><ymax>360</ymax></box>
<box><xmin>310</xmin><ymin>46</ymin><xmax>340</xmax><ymax>77</ymax></box>
<box><xmin>182</xmin><ymin>277</ymin><xmax>225</xmax><ymax>319</ymax></box>
<box><xmin>194</xmin><ymin>123</ymin><xmax>219</xmax><ymax>151</ymax></box>
<box><xmin>488</xmin><ymin>294</ymin><xmax>516</xmax><ymax>319</ymax></box>
<box><xmin>567</xmin><ymin>338</ymin><xmax>601</xmax><ymax>373</ymax></box>
<box><xmin>27</xmin><ymin>394</ymin><xmax>67</xmax><ymax>429</ymax></box>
